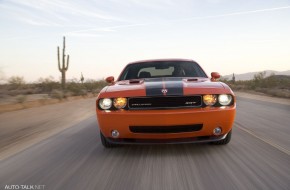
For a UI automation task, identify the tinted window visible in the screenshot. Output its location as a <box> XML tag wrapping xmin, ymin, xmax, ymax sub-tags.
<box><xmin>118</xmin><ymin>61</ymin><xmax>207</xmax><ymax>80</ymax></box>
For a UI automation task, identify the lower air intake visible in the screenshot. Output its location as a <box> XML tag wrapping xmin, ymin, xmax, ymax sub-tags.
<box><xmin>129</xmin><ymin>124</ymin><xmax>203</xmax><ymax>133</ymax></box>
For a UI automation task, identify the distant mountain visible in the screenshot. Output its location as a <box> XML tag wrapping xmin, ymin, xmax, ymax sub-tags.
<box><xmin>222</xmin><ymin>70</ymin><xmax>290</xmax><ymax>81</ymax></box>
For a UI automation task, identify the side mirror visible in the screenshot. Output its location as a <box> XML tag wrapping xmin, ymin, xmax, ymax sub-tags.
<box><xmin>211</xmin><ymin>72</ymin><xmax>220</xmax><ymax>81</ymax></box>
<box><xmin>105</xmin><ymin>76</ymin><xmax>114</xmax><ymax>83</ymax></box>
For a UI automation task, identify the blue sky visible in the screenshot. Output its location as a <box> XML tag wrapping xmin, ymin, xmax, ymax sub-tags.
<box><xmin>0</xmin><ymin>0</ymin><xmax>290</xmax><ymax>82</ymax></box>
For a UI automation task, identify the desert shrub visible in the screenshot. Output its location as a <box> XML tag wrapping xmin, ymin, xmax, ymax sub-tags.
<box><xmin>37</xmin><ymin>76</ymin><xmax>61</xmax><ymax>93</ymax></box>
<box><xmin>16</xmin><ymin>95</ymin><xmax>27</xmax><ymax>104</ymax></box>
<box><xmin>0</xmin><ymin>69</ymin><xmax>5</xmax><ymax>83</ymax></box>
<box><xmin>66</xmin><ymin>79</ymin><xmax>86</xmax><ymax>96</ymax></box>
<box><xmin>256</xmin><ymin>88</ymin><xmax>290</xmax><ymax>98</ymax></box>
<box><xmin>83</xmin><ymin>79</ymin><xmax>106</xmax><ymax>93</ymax></box>
<box><xmin>84</xmin><ymin>79</ymin><xmax>107</xmax><ymax>92</ymax></box>
<box><xmin>265</xmin><ymin>75</ymin><xmax>290</xmax><ymax>89</ymax></box>
<box><xmin>83</xmin><ymin>79</ymin><xmax>96</xmax><ymax>92</ymax></box>
<box><xmin>222</xmin><ymin>73</ymin><xmax>290</xmax><ymax>98</ymax></box>
<box><xmin>50</xmin><ymin>89</ymin><xmax>64</xmax><ymax>100</ymax></box>
<box><xmin>95</xmin><ymin>80</ymin><xmax>107</xmax><ymax>90</ymax></box>
<box><xmin>8</xmin><ymin>76</ymin><xmax>26</xmax><ymax>90</ymax></box>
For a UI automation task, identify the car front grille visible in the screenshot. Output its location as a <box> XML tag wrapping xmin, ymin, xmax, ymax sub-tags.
<box><xmin>128</xmin><ymin>96</ymin><xmax>202</xmax><ymax>109</ymax></box>
<box><xmin>129</xmin><ymin>124</ymin><xmax>203</xmax><ymax>134</ymax></box>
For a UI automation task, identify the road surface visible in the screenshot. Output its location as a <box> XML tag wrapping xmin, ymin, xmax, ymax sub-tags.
<box><xmin>0</xmin><ymin>96</ymin><xmax>290</xmax><ymax>190</ymax></box>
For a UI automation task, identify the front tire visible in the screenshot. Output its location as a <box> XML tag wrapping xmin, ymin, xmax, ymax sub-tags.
<box><xmin>211</xmin><ymin>130</ymin><xmax>232</xmax><ymax>145</ymax></box>
<box><xmin>100</xmin><ymin>131</ymin><xmax>115</xmax><ymax>148</ymax></box>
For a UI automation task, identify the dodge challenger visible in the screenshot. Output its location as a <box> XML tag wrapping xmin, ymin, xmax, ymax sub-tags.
<box><xmin>96</xmin><ymin>59</ymin><xmax>236</xmax><ymax>147</ymax></box>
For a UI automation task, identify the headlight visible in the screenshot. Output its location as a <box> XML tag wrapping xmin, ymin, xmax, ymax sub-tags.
<box><xmin>218</xmin><ymin>94</ymin><xmax>232</xmax><ymax>106</ymax></box>
<box><xmin>113</xmin><ymin>97</ymin><xmax>127</xmax><ymax>109</ymax></box>
<box><xmin>203</xmin><ymin>94</ymin><xmax>217</xmax><ymax>106</ymax></box>
<box><xmin>99</xmin><ymin>98</ymin><xmax>112</xmax><ymax>110</ymax></box>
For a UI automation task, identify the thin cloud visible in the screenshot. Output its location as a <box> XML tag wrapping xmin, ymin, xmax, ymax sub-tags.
<box><xmin>178</xmin><ymin>5</ymin><xmax>290</xmax><ymax>21</ymax></box>
<box><xmin>65</xmin><ymin>28</ymin><xmax>114</xmax><ymax>38</ymax></box>
<box><xmin>7</xmin><ymin>0</ymin><xmax>69</xmax><ymax>22</ymax></box>
<box><xmin>0</xmin><ymin>35</ymin><xmax>49</xmax><ymax>41</ymax></box>
<box><xmin>1</xmin><ymin>0</ymin><xmax>126</xmax><ymax>27</ymax></box>
<box><xmin>9</xmin><ymin>0</ymin><xmax>118</xmax><ymax>20</ymax></box>
<box><xmin>66</xmin><ymin>33</ymin><xmax>103</xmax><ymax>38</ymax></box>
<box><xmin>18</xmin><ymin>18</ymin><xmax>61</xmax><ymax>27</ymax></box>
<box><xmin>67</xmin><ymin>23</ymin><xmax>148</xmax><ymax>33</ymax></box>
<box><xmin>65</xmin><ymin>5</ymin><xmax>290</xmax><ymax>38</ymax></box>
<box><xmin>118</xmin><ymin>0</ymin><xmax>176</xmax><ymax>9</ymax></box>
<box><xmin>2</xmin><ymin>2</ymin><xmax>290</xmax><ymax>39</ymax></box>
<box><xmin>65</xmin><ymin>23</ymin><xmax>149</xmax><ymax>37</ymax></box>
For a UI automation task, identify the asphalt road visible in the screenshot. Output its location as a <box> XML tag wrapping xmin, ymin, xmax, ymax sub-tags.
<box><xmin>0</xmin><ymin>97</ymin><xmax>290</xmax><ymax>190</ymax></box>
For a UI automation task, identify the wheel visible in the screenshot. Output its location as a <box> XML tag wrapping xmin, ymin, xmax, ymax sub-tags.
<box><xmin>211</xmin><ymin>130</ymin><xmax>232</xmax><ymax>145</ymax></box>
<box><xmin>100</xmin><ymin>131</ymin><xmax>116</xmax><ymax>148</ymax></box>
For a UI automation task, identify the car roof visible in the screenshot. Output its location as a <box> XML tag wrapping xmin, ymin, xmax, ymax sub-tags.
<box><xmin>128</xmin><ymin>58</ymin><xmax>197</xmax><ymax>65</ymax></box>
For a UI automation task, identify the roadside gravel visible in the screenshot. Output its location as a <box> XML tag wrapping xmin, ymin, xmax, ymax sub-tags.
<box><xmin>235</xmin><ymin>91</ymin><xmax>290</xmax><ymax>106</ymax></box>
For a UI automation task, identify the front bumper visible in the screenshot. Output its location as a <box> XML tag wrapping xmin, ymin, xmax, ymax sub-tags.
<box><xmin>96</xmin><ymin>105</ymin><xmax>236</xmax><ymax>140</ymax></box>
<box><xmin>104</xmin><ymin>133</ymin><xmax>228</xmax><ymax>145</ymax></box>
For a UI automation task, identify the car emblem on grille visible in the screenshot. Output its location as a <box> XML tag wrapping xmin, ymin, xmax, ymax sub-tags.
<box><xmin>185</xmin><ymin>102</ymin><xmax>197</xmax><ymax>105</ymax></box>
<box><xmin>161</xmin><ymin>89</ymin><xmax>168</xmax><ymax>94</ymax></box>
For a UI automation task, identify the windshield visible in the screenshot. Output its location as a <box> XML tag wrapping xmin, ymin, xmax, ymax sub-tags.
<box><xmin>118</xmin><ymin>61</ymin><xmax>207</xmax><ymax>81</ymax></box>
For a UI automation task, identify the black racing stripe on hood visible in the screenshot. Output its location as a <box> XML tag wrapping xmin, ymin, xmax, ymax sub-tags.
<box><xmin>144</xmin><ymin>78</ymin><xmax>184</xmax><ymax>96</ymax></box>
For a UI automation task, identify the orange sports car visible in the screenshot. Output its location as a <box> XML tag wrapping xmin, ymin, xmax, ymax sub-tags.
<box><xmin>96</xmin><ymin>59</ymin><xmax>236</xmax><ymax>147</ymax></box>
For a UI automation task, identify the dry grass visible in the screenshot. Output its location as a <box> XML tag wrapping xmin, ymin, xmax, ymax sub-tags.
<box><xmin>0</xmin><ymin>93</ymin><xmax>98</xmax><ymax>113</ymax></box>
<box><xmin>221</xmin><ymin>74</ymin><xmax>290</xmax><ymax>99</ymax></box>
<box><xmin>0</xmin><ymin>78</ymin><xmax>106</xmax><ymax>113</ymax></box>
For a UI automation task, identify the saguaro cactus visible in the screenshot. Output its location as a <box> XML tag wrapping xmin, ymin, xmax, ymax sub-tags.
<box><xmin>57</xmin><ymin>36</ymin><xmax>69</xmax><ymax>90</ymax></box>
<box><xmin>80</xmin><ymin>72</ymin><xmax>84</xmax><ymax>84</ymax></box>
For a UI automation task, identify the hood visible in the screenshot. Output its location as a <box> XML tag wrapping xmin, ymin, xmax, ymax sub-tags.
<box><xmin>100</xmin><ymin>78</ymin><xmax>231</xmax><ymax>98</ymax></box>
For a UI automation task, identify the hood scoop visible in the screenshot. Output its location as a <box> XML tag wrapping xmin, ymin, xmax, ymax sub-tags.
<box><xmin>118</xmin><ymin>79</ymin><xmax>144</xmax><ymax>85</ymax></box>
<box><xmin>184</xmin><ymin>78</ymin><xmax>208</xmax><ymax>82</ymax></box>
<box><xmin>129</xmin><ymin>79</ymin><xmax>144</xmax><ymax>84</ymax></box>
<box><xmin>186</xmin><ymin>78</ymin><xmax>198</xmax><ymax>82</ymax></box>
